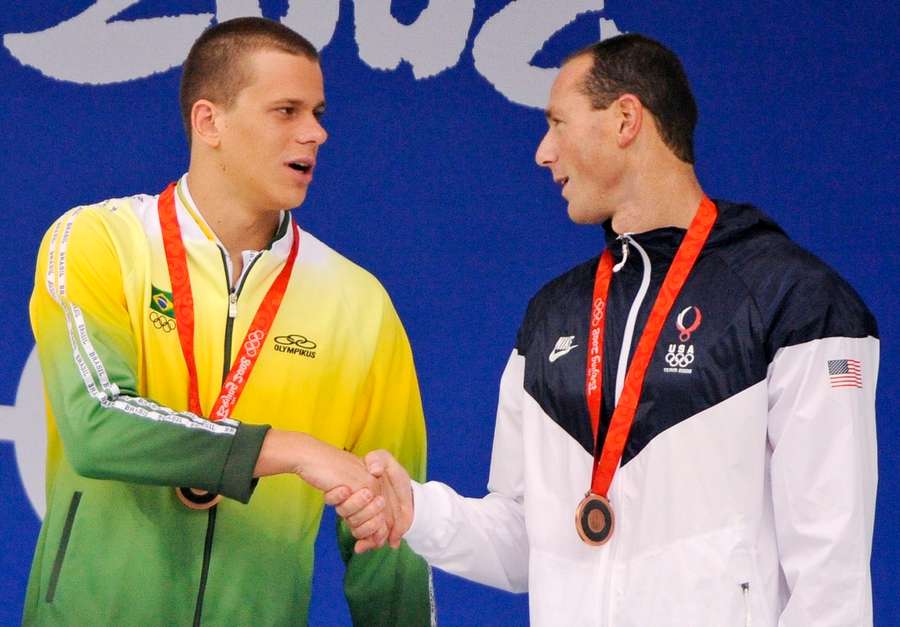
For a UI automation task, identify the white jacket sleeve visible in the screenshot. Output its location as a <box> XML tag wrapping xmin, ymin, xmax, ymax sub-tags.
<box><xmin>404</xmin><ymin>350</ymin><xmax>529</xmax><ymax>593</ymax></box>
<box><xmin>767</xmin><ymin>335</ymin><xmax>878</xmax><ymax>626</ymax></box>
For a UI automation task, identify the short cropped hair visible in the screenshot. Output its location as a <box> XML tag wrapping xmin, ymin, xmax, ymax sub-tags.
<box><xmin>570</xmin><ymin>34</ymin><xmax>698</xmax><ymax>163</ymax></box>
<box><xmin>179</xmin><ymin>17</ymin><xmax>319</xmax><ymax>139</ymax></box>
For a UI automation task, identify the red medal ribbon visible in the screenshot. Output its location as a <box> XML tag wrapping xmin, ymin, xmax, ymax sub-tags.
<box><xmin>157</xmin><ymin>182</ymin><xmax>300</xmax><ymax>420</ymax></box>
<box><xmin>584</xmin><ymin>196</ymin><xmax>717</xmax><ymax>497</ymax></box>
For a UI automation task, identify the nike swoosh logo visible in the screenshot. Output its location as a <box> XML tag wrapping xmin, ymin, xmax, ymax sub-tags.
<box><xmin>548</xmin><ymin>345</ymin><xmax>578</xmax><ymax>363</ymax></box>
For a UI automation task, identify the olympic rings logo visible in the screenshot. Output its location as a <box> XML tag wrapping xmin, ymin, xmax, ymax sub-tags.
<box><xmin>591</xmin><ymin>300</ymin><xmax>605</xmax><ymax>325</ymax></box>
<box><xmin>665</xmin><ymin>350</ymin><xmax>695</xmax><ymax>368</ymax></box>
<box><xmin>243</xmin><ymin>329</ymin><xmax>266</xmax><ymax>357</ymax></box>
<box><xmin>149</xmin><ymin>311</ymin><xmax>176</xmax><ymax>333</ymax></box>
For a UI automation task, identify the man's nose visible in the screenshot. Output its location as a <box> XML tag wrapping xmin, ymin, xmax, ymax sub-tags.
<box><xmin>535</xmin><ymin>131</ymin><xmax>556</xmax><ymax>167</ymax></box>
<box><xmin>299</xmin><ymin>116</ymin><xmax>328</xmax><ymax>146</ymax></box>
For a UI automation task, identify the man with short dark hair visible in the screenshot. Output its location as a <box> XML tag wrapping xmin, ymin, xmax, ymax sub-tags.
<box><xmin>332</xmin><ymin>33</ymin><xmax>879</xmax><ymax>626</ymax></box>
<box><xmin>25</xmin><ymin>17</ymin><xmax>432</xmax><ymax>626</ymax></box>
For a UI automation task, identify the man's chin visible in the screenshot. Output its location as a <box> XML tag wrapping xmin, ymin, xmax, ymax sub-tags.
<box><xmin>567</xmin><ymin>203</ymin><xmax>606</xmax><ymax>226</ymax></box>
<box><xmin>280</xmin><ymin>188</ymin><xmax>309</xmax><ymax>211</ymax></box>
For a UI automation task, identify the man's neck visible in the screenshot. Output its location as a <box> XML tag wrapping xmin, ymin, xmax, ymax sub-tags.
<box><xmin>610</xmin><ymin>159</ymin><xmax>704</xmax><ymax>235</ymax></box>
<box><xmin>185</xmin><ymin>169</ymin><xmax>281</xmax><ymax>256</ymax></box>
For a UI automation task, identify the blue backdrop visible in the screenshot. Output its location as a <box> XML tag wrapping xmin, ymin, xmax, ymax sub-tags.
<box><xmin>1</xmin><ymin>1</ymin><xmax>897</xmax><ymax>625</ymax></box>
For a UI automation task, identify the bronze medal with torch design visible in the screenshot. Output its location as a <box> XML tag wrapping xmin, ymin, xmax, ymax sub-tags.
<box><xmin>575</xmin><ymin>493</ymin><xmax>614</xmax><ymax>545</ymax></box>
<box><xmin>577</xmin><ymin>196</ymin><xmax>717</xmax><ymax>545</ymax></box>
<box><xmin>158</xmin><ymin>182</ymin><xmax>300</xmax><ymax>510</ymax></box>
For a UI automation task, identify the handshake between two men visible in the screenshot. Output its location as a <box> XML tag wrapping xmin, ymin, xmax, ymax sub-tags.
<box><xmin>323</xmin><ymin>450</ymin><xmax>413</xmax><ymax>554</ymax></box>
<box><xmin>255</xmin><ymin>430</ymin><xmax>413</xmax><ymax>554</ymax></box>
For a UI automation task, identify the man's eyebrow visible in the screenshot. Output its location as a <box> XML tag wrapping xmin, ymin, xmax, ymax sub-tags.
<box><xmin>269</xmin><ymin>98</ymin><xmax>326</xmax><ymax>109</ymax></box>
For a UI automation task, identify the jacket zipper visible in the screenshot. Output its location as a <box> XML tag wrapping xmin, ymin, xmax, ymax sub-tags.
<box><xmin>191</xmin><ymin>247</ymin><xmax>263</xmax><ymax>626</ymax></box>
<box><xmin>46</xmin><ymin>491</ymin><xmax>82</xmax><ymax>603</ymax></box>
<box><xmin>603</xmin><ymin>235</ymin><xmax>652</xmax><ymax>624</ymax></box>
<box><xmin>741</xmin><ymin>582</ymin><xmax>752</xmax><ymax>627</ymax></box>
<box><xmin>612</xmin><ymin>235</ymin><xmax>652</xmax><ymax>401</ymax></box>
<box><xmin>192</xmin><ymin>507</ymin><xmax>217</xmax><ymax>626</ymax></box>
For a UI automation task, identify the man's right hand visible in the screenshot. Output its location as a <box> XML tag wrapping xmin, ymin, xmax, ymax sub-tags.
<box><xmin>254</xmin><ymin>431</ymin><xmax>392</xmax><ymax>546</ymax></box>
<box><xmin>325</xmin><ymin>449</ymin><xmax>414</xmax><ymax>553</ymax></box>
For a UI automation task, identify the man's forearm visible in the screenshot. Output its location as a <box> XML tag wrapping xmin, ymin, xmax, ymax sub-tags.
<box><xmin>254</xmin><ymin>429</ymin><xmax>377</xmax><ymax>495</ymax></box>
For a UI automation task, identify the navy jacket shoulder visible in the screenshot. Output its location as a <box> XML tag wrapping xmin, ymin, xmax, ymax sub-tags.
<box><xmin>704</xmin><ymin>201</ymin><xmax>878</xmax><ymax>361</ymax></box>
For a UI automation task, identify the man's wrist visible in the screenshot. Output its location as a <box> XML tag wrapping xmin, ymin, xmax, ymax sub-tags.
<box><xmin>254</xmin><ymin>429</ymin><xmax>314</xmax><ymax>477</ymax></box>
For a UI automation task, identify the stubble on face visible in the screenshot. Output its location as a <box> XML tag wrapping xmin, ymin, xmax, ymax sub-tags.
<box><xmin>216</xmin><ymin>50</ymin><xmax>326</xmax><ymax>214</ymax></box>
<box><xmin>540</xmin><ymin>55</ymin><xmax>627</xmax><ymax>226</ymax></box>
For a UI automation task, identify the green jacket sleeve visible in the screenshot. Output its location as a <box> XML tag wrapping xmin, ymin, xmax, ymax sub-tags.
<box><xmin>30</xmin><ymin>205</ymin><xmax>268</xmax><ymax>502</ymax></box>
<box><xmin>338</xmin><ymin>287</ymin><xmax>434</xmax><ymax>626</ymax></box>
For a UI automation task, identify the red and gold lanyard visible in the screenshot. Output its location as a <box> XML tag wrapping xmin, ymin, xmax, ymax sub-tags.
<box><xmin>577</xmin><ymin>196</ymin><xmax>717</xmax><ymax>545</ymax></box>
<box><xmin>157</xmin><ymin>182</ymin><xmax>300</xmax><ymax>420</ymax></box>
<box><xmin>158</xmin><ymin>182</ymin><xmax>299</xmax><ymax>509</ymax></box>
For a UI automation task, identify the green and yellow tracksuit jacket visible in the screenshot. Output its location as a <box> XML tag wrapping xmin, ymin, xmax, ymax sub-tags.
<box><xmin>24</xmin><ymin>176</ymin><xmax>433</xmax><ymax>626</ymax></box>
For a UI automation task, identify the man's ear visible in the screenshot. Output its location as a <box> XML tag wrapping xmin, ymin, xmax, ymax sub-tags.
<box><xmin>190</xmin><ymin>99</ymin><xmax>222</xmax><ymax>148</ymax></box>
<box><xmin>615</xmin><ymin>94</ymin><xmax>643</xmax><ymax>148</ymax></box>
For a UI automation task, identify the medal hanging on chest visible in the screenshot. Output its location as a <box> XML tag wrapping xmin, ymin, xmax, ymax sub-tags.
<box><xmin>576</xmin><ymin>196</ymin><xmax>717</xmax><ymax>545</ymax></box>
<box><xmin>157</xmin><ymin>182</ymin><xmax>300</xmax><ymax>509</ymax></box>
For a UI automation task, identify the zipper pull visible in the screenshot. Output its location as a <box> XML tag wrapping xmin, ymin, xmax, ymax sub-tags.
<box><xmin>613</xmin><ymin>234</ymin><xmax>632</xmax><ymax>272</ymax></box>
<box><xmin>228</xmin><ymin>291</ymin><xmax>238</xmax><ymax>318</ymax></box>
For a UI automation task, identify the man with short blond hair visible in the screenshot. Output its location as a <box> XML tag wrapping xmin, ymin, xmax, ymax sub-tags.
<box><xmin>26</xmin><ymin>17</ymin><xmax>432</xmax><ymax>626</ymax></box>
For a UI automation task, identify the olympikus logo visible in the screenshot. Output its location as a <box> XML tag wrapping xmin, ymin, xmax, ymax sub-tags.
<box><xmin>274</xmin><ymin>334</ymin><xmax>317</xmax><ymax>359</ymax></box>
<box><xmin>549</xmin><ymin>336</ymin><xmax>578</xmax><ymax>363</ymax></box>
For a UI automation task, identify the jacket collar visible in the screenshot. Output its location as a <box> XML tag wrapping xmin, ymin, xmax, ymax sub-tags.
<box><xmin>173</xmin><ymin>174</ymin><xmax>294</xmax><ymax>260</ymax></box>
<box><xmin>601</xmin><ymin>199</ymin><xmax>785</xmax><ymax>265</ymax></box>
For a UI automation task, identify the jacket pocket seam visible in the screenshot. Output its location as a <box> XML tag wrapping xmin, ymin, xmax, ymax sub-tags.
<box><xmin>46</xmin><ymin>491</ymin><xmax>82</xmax><ymax>603</ymax></box>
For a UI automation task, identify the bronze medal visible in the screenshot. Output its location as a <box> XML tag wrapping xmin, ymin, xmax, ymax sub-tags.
<box><xmin>578</xmin><ymin>197</ymin><xmax>718</xmax><ymax>545</ymax></box>
<box><xmin>176</xmin><ymin>487</ymin><xmax>222</xmax><ymax>510</ymax></box>
<box><xmin>157</xmin><ymin>183</ymin><xmax>301</xmax><ymax>511</ymax></box>
<box><xmin>575</xmin><ymin>493</ymin><xmax>614</xmax><ymax>546</ymax></box>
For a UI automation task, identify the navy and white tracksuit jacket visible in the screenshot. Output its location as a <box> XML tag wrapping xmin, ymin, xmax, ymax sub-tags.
<box><xmin>405</xmin><ymin>200</ymin><xmax>879</xmax><ymax>626</ymax></box>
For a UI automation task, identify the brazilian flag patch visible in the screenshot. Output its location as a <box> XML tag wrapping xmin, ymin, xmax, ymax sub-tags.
<box><xmin>150</xmin><ymin>285</ymin><xmax>175</xmax><ymax>319</ymax></box>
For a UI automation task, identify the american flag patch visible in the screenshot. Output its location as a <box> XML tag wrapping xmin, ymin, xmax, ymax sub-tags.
<box><xmin>827</xmin><ymin>359</ymin><xmax>862</xmax><ymax>389</ymax></box>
